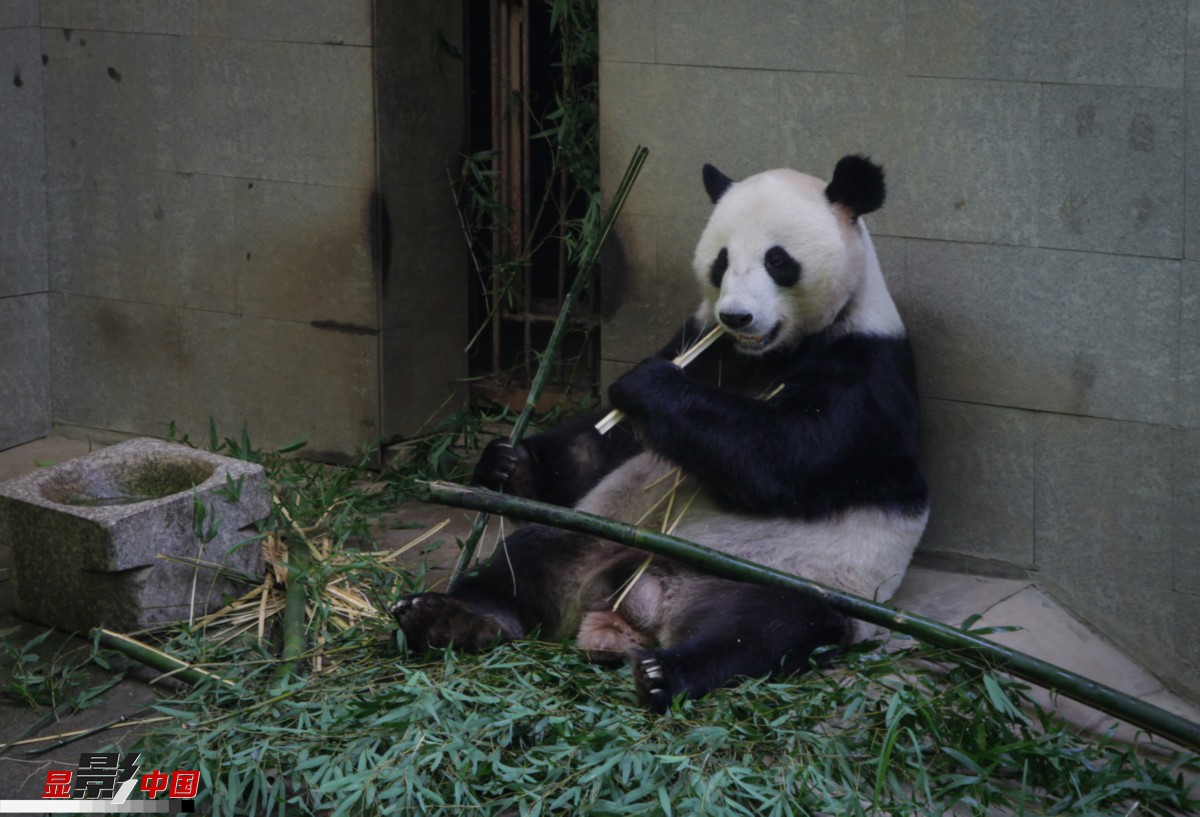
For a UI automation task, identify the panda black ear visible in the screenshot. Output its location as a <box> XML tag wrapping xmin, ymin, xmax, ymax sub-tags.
<box><xmin>702</xmin><ymin>164</ymin><xmax>735</xmax><ymax>204</ymax></box>
<box><xmin>824</xmin><ymin>155</ymin><xmax>885</xmax><ymax>218</ymax></box>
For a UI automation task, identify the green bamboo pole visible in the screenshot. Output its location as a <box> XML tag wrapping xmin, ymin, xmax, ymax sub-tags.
<box><xmin>92</xmin><ymin>629</ymin><xmax>236</xmax><ymax>688</ymax></box>
<box><xmin>449</xmin><ymin>146</ymin><xmax>651</xmax><ymax>587</ymax></box>
<box><xmin>423</xmin><ymin>480</ymin><xmax>1200</xmax><ymax>753</ymax></box>
<box><xmin>272</xmin><ymin>541</ymin><xmax>310</xmax><ymax>685</ymax></box>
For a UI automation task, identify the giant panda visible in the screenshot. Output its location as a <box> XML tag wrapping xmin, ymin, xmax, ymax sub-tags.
<box><xmin>391</xmin><ymin>155</ymin><xmax>929</xmax><ymax>712</ymax></box>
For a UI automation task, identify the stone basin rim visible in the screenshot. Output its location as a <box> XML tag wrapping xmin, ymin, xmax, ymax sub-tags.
<box><xmin>37</xmin><ymin>451</ymin><xmax>219</xmax><ymax>507</ymax></box>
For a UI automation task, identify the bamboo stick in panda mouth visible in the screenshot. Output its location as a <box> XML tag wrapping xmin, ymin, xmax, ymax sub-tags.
<box><xmin>594</xmin><ymin>323</ymin><xmax>725</xmax><ymax>435</ymax></box>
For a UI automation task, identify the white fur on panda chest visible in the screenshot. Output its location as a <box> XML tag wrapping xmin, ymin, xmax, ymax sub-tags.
<box><xmin>575</xmin><ymin>451</ymin><xmax>927</xmax><ymax>605</ymax></box>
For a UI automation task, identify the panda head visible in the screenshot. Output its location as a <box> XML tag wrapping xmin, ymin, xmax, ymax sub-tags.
<box><xmin>692</xmin><ymin>155</ymin><xmax>886</xmax><ymax>355</ymax></box>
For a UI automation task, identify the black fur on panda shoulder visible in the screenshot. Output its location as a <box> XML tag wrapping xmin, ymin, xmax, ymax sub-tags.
<box><xmin>475</xmin><ymin>315</ymin><xmax>925</xmax><ymax>521</ymax></box>
<box><xmin>608</xmin><ymin>317</ymin><xmax>928</xmax><ymax>519</ymax></box>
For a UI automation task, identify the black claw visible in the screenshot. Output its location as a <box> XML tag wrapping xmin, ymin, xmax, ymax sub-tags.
<box><xmin>473</xmin><ymin>439</ymin><xmax>520</xmax><ymax>489</ymax></box>
<box><xmin>632</xmin><ymin>652</ymin><xmax>676</xmax><ymax>714</ymax></box>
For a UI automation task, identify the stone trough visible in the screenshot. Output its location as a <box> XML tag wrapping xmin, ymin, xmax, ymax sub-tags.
<box><xmin>0</xmin><ymin>438</ymin><xmax>270</xmax><ymax>632</ymax></box>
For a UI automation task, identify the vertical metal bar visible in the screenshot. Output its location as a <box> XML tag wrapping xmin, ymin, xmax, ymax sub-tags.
<box><xmin>518</xmin><ymin>0</ymin><xmax>533</xmax><ymax>387</ymax></box>
<box><xmin>557</xmin><ymin>165</ymin><xmax>568</xmax><ymax>383</ymax></box>
<box><xmin>489</xmin><ymin>0</ymin><xmax>502</xmax><ymax>376</ymax></box>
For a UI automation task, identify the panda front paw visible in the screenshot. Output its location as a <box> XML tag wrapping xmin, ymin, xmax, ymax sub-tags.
<box><xmin>608</xmin><ymin>357</ymin><xmax>682</xmax><ymax>417</ymax></box>
<box><xmin>473</xmin><ymin>439</ymin><xmax>522</xmax><ymax>490</ymax></box>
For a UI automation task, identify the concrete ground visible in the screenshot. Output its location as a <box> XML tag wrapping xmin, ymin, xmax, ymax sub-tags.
<box><xmin>1</xmin><ymin>436</ymin><xmax>1198</xmax><ymax>800</ymax></box>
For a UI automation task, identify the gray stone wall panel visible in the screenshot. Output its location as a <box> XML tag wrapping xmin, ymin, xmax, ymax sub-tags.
<box><xmin>905</xmin><ymin>0</ymin><xmax>1185</xmax><ymax>87</ymax></box>
<box><xmin>1034</xmin><ymin>414</ymin><xmax>1175</xmax><ymax>592</ymax></box>
<box><xmin>1173</xmin><ymin>428</ymin><xmax>1200</xmax><ymax>595</ymax></box>
<box><xmin>599</xmin><ymin>61</ymin><xmax>780</xmax><ymax>220</ymax></box>
<box><xmin>235</xmin><ymin>179</ymin><xmax>376</xmax><ymax>327</ymax></box>
<box><xmin>893</xmin><ymin>78</ymin><xmax>1040</xmax><ymax>246</ymax></box>
<box><xmin>231</xmin><ymin>1</ymin><xmax>371</xmax><ymax>46</ymax></box>
<box><xmin>598</xmin><ymin>0</ymin><xmax>655</xmax><ymax>63</ymax></box>
<box><xmin>42</xmin><ymin>29</ymin><xmax>179</xmax><ymax>180</ymax></box>
<box><xmin>380</xmin><ymin>181</ymin><xmax>467</xmax><ymax>332</ymax></box>
<box><xmin>178</xmin><ymin>311</ymin><xmax>379</xmax><ymax>459</ymax></box>
<box><xmin>1188</xmin><ymin>0</ymin><xmax>1200</xmax><ymax>259</ymax></box>
<box><xmin>601</xmin><ymin>215</ymin><xmax>705</xmax><ymax>365</ymax></box>
<box><xmin>1038</xmin><ymin>85</ymin><xmax>1184</xmax><ymax>258</ymax></box>
<box><xmin>50</xmin><ymin>295</ymin><xmax>186</xmax><ymax>435</ymax></box>
<box><xmin>40</xmin><ymin>1</ymin><xmax>229</xmax><ymax>37</ymax></box>
<box><xmin>919</xmin><ymin>399</ymin><xmax>1036</xmax><ymax>567</ymax></box>
<box><xmin>903</xmin><ymin>241</ymin><xmax>1180</xmax><ymax>425</ymax></box>
<box><xmin>47</xmin><ymin>170</ymin><xmax>238</xmax><ymax>313</ymax></box>
<box><xmin>0</xmin><ymin>1</ymin><xmax>37</xmax><ymax>28</ymax></box>
<box><xmin>223</xmin><ymin>40</ymin><xmax>375</xmax><ymax>188</ymax></box>
<box><xmin>0</xmin><ymin>295</ymin><xmax>50</xmax><ymax>450</ymax></box>
<box><xmin>381</xmin><ymin>316</ymin><xmax>469</xmax><ymax>441</ymax></box>
<box><xmin>0</xmin><ymin>27</ymin><xmax>46</xmax><ymax>299</ymax></box>
<box><xmin>655</xmin><ymin>0</ymin><xmax>904</xmax><ymax>75</ymax></box>
<box><xmin>1182</xmin><ymin>263</ymin><xmax>1200</xmax><ymax>428</ymax></box>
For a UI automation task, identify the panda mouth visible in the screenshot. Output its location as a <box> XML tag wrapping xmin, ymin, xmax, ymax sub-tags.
<box><xmin>730</xmin><ymin>322</ymin><xmax>782</xmax><ymax>353</ymax></box>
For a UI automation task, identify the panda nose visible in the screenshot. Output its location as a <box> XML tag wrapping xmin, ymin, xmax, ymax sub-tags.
<box><xmin>718</xmin><ymin>311</ymin><xmax>754</xmax><ymax>330</ymax></box>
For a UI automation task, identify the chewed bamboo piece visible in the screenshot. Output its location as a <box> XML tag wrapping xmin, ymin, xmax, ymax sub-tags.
<box><xmin>594</xmin><ymin>324</ymin><xmax>725</xmax><ymax>435</ymax></box>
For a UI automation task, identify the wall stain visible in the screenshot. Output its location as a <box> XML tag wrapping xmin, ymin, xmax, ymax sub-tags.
<box><xmin>12</xmin><ymin>70</ymin><xmax>21</xmax><ymax>88</ymax></box>
<box><xmin>310</xmin><ymin>320</ymin><xmax>379</xmax><ymax>337</ymax></box>
<box><xmin>1128</xmin><ymin>113</ymin><xmax>1155</xmax><ymax>152</ymax></box>
<box><xmin>1069</xmin><ymin>353</ymin><xmax>1096</xmax><ymax>415</ymax></box>
<box><xmin>107</xmin><ymin>67</ymin><xmax>121</xmax><ymax>83</ymax></box>
<box><xmin>1075</xmin><ymin>103</ymin><xmax>1096</xmax><ymax>138</ymax></box>
<box><xmin>1060</xmin><ymin>193</ymin><xmax>1087</xmax><ymax>234</ymax></box>
<box><xmin>370</xmin><ymin>189</ymin><xmax>391</xmax><ymax>296</ymax></box>
<box><xmin>1133</xmin><ymin>195</ymin><xmax>1155</xmax><ymax>229</ymax></box>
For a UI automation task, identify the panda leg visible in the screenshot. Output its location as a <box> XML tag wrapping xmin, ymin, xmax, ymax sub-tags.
<box><xmin>630</xmin><ymin>579</ymin><xmax>849</xmax><ymax>713</ymax></box>
<box><xmin>391</xmin><ymin>524</ymin><xmax>633</xmax><ymax>653</ymax></box>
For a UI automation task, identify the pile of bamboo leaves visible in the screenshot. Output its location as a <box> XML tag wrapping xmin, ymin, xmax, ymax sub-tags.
<box><xmin>5</xmin><ymin>424</ymin><xmax>1193</xmax><ymax>815</ymax></box>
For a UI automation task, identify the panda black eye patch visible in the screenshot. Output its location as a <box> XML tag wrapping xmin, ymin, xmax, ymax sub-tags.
<box><xmin>764</xmin><ymin>245</ymin><xmax>801</xmax><ymax>287</ymax></box>
<box><xmin>709</xmin><ymin>247</ymin><xmax>729</xmax><ymax>288</ymax></box>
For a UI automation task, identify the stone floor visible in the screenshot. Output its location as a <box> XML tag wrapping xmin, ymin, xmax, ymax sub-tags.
<box><xmin>1</xmin><ymin>435</ymin><xmax>1198</xmax><ymax>800</ymax></box>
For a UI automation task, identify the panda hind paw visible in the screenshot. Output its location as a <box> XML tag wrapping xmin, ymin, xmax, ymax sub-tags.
<box><xmin>631</xmin><ymin>651</ymin><xmax>676</xmax><ymax>714</ymax></box>
<box><xmin>390</xmin><ymin>593</ymin><xmax>509</xmax><ymax>653</ymax></box>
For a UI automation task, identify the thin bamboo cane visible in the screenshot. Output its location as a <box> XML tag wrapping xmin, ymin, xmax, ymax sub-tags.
<box><xmin>594</xmin><ymin>324</ymin><xmax>725</xmax><ymax>434</ymax></box>
<box><xmin>449</xmin><ymin>146</ymin><xmax>650</xmax><ymax>586</ymax></box>
<box><xmin>422</xmin><ymin>480</ymin><xmax>1200</xmax><ymax>752</ymax></box>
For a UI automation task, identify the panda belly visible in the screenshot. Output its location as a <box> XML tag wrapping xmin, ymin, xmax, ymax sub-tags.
<box><xmin>575</xmin><ymin>451</ymin><xmax>928</xmax><ymax>604</ymax></box>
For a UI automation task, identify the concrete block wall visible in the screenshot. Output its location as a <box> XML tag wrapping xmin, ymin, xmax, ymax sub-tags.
<box><xmin>598</xmin><ymin>0</ymin><xmax>1200</xmax><ymax>700</ymax></box>
<box><xmin>0</xmin><ymin>2</ymin><xmax>50</xmax><ymax>451</ymax></box>
<box><xmin>1</xmin><ymin>1</ymin><xmax>465</xmax><ymax>460</ymax></box>
<box><xmin>375</xmin><ymin>1</ymin><xmax>470</xmax><ymax>438</ymax></box>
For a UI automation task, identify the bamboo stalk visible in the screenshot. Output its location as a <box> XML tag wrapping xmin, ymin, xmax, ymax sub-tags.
<box><xmin>595</xmin><ymin>324</ymin><xmax>725</xmax><ymax>434</ymax></box>
<box><xmin>449</xmin><ymin>145</ymin><xmax>651</xmax><ymax>586</ymax></box>
<box><xmin>1</xmin><ymin>716</ymin><xmax>172</xmax><ymax>753</ymax></box>
<box><xmin>92</xmin><ymin>629</ymin><xmax>235</xmax><ymax>688</ymax></box>
<box><xmin>272</xmin><ymin>540</ymin><xmax>310</xmax><ymax>685</ymax></box>
<box><xmin>421</xmin><ymin>480</ymin><xmax>1200</xmax><ymax>752</ymax></box>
